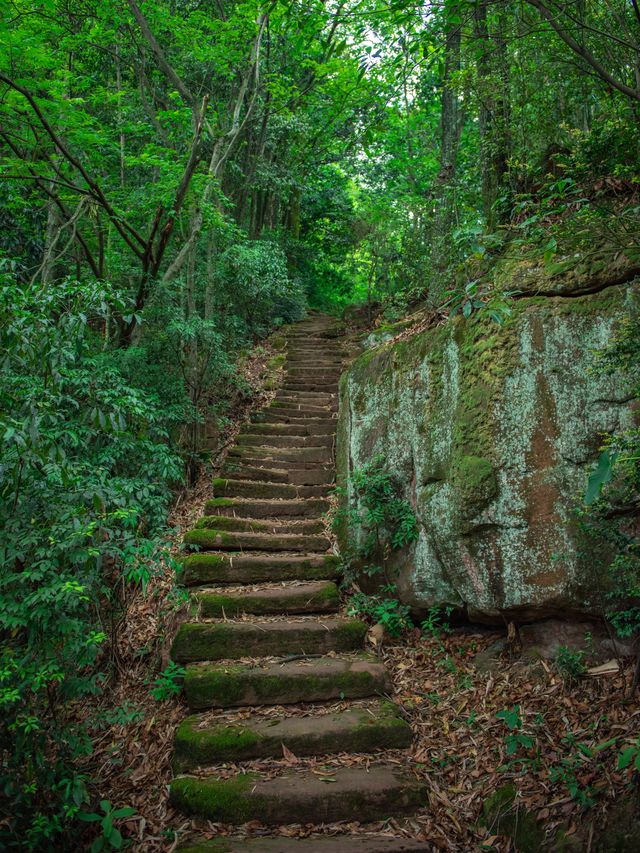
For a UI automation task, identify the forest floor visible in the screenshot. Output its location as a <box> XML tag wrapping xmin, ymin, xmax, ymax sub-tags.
<box><xmin>78</xmin><ymin>319</ymin><xmax>640</xmax><ymax>853</ymax></box>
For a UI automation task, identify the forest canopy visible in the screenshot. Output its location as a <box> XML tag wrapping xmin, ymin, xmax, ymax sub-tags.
<box><xmin>1</xmin><ymin>0</ymin><xmax>639</xmax><ymax>848</ymax></box>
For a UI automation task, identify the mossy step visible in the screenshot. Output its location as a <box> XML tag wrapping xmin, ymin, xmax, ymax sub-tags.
<box><xmin>227</xmin><ymin>455</ymin><xmax>331</xmax><ymax>471</ymax></box>
<box><xmin>195</xmin><ymin>515</ymin><xmax>324</xmax><ymax>535</ymax></box>
<box><xmin>171</xmin><ymin>617</ymin><xmax>366</xmax><ymax>664</ymax></box>
<box><xmin>274</xmin><ymin>391</ymin><xmax>338</xmax><ymax>400</ymax></box>
<box><xmin>273</xmin><ymin>398</ymin><xmax>337</xmax><ymax>409</ymax></box>
<box><xmin>212</xmin><ymin>479</ymin><xmax>331</xmax><ymax>499</ymax></box>
<box><xmin>192</xmin><ymin>580</ymin><xmax>339</xmax><ymax>619</ymax></box>
<box><xmin>180</xmin><ymin>552</ymin><xmax>339</xmax><ymax>587</ymax></box>
<box><xmin>265</xmin><ymin>409</ymin><xmax>337</xmax><ymax>422</ymax></box>
<box><xmin>285</xmin><ymin>356</ymin><xmax>344</xmax><ymax>365</ymax></box>
<box><xmin>256</xmin><ymin>412</ymin><xmax>337</xmax><ymax>425</ymax></box>
<box><xmin>220</xmin><ymin>464</ymin><xmax>291</xmax><ymax>484</ymax></box>
<box><xmin>287</xmin><ymin>366</ymin><xmax>341</xmax><ymax>375</ymax></box>
<box><xmin>174</xmin><ymin>699</ymin><xmax>411</xmax><ymax>770</ymax></box>
<box><xmin>222</xmin><ymin>464</ymin><xmax>333</xmax><ymax>487</ymax></box>
<box><xmin>182</xmin><ymin>653</ymin><xmax>386</xmax><ymax>709</ymax></box>
<box><xmin>177</xmin><ymin>836</ymin><xmax>431</xmax><ymax>853</ymax></box>
<box><xmin>282</xmin><ymin>383</ymin><xmax>340</xmax><ymax>393</ymax></box>
<box><xmin>228</xmin><ymin>445</ymin><xmax>332</xmax><ymax>463</ymax></box>
<box><xmin>247</xmin><ymin>421</ymin><xmax>337</xmax><ymax>436</ymax></box>
<box><xmin>170</xmin><ymin>764</ymin><xmax>426</xmax><ymax>824</ymax></box>
<box><xmin>236</xmin><ymin>434</ymin><xmax>334</xmax><ymax>449</ymax></box>
<box><xmin>183</xmin><ymin>528</ymin><xmax>330</xmax><ymax>553</ymax></box>
<box><xmin>204</xmin><ymin>497</ymin><xmax>330</xmax><ymax>518</ymax></box>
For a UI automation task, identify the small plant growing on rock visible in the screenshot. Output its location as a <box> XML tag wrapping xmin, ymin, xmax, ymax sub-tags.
<box><xmin>333</xmin><ymin>458</ymin><xmax>419</xmax><ymax>636</ymax></box>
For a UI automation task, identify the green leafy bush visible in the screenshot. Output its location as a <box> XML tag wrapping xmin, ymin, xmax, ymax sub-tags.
<box><xmin>0</xmin><ymin>271</ymin><xmax>183</xmax><ymax>848</ymax></box>
<box><xmin>347</xmin><ymin>586</ymin><xmax>412</xmax><ymax>637</ymax></box>
<box><xmin>216</xmin><ymin>240</ymin><xmax>306</xmax><ymax>334</ymax></box>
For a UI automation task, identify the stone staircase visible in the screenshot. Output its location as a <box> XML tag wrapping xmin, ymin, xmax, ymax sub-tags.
<box><xmin>169</xmin><ymin>315</ymin><xmax>428</xmax><ymax>851</ymax></box>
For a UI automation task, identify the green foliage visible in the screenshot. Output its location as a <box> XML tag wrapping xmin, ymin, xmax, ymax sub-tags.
<box><xmin>0</xmin><ymin>270</ymin><xmax>183</xmax><ymax>847</ymax></box>
<box><xmin>550</xmin><ymin>734</ymin><xmax>617</xmax><ymax>808</ymax></box>
<box><xmin>216</xmin><ymin>240</ymin><xmax>306</xmax><ymax>334</ymax></box>
<box><xmin>420</xmin><ymin>605</ymin><xmax>454</xmax><ymax>639</ymax></box>
<box><xmin>150</xmin><ymin>662</ymin><xmax>186</xmax><ymax>702</ymax></box>
<box><xmin>555</xmin><ymin>646</ymin><xmax>588</xmax><ymax>682</ymax></box>
<box><xmin>617</xmin><ymin>740</ymin><xmax>640</xmax><ymax>774</ymax></box>
<box><xmin>333</xmin><ymin>456</ymin><xmax>419</xmax><ymax>583</ymax></box>
<box><xmin>443</xmin><ymin>280</ymin><xmax>513</xmax><ymax>324</ymax></box>
<box><xmin>346</xmin><ymin>586</ymin><xmax>412</xmax><ymax>637</ymax></box>
<box><xmin>77</xmin><ymin>800</ymin><xmax>137</xmax><ymax>851</ymax></box>
<box><xmin>496</xmin><ymin>706</ymin><xmax>536</xmax><ymax>756</ymax></box>
<box><xmin>333</xmin><ymin>458</ymin><xmax>418</xmax><ymax>635</ymax></box>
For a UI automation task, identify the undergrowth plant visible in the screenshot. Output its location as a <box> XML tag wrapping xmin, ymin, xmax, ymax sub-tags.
<box><xmin>333</xmin><ymin>457</ymin><xmax>418</xmax><ymax>634</ymax></box>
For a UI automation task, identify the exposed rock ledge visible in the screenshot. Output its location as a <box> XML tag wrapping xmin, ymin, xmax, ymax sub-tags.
<box><xmin>337</xmin><ymin>282</ymin><xmax>639</xmax><ymax>622</ymax></box>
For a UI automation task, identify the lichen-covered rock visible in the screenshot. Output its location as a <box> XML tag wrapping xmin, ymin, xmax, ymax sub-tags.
<box><xmin>337</xmin><ymin>284</ymin><xmax>638</xmax><ymax>622</ymax></box>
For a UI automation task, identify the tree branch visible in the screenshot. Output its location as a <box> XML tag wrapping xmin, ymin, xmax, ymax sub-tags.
<box><xmin>524</xmin><ymin>0</ymin><xmax>640</xmax><ymax>101</ymax></box>
<box><xmin>126</xmin><ymin>0</ymin><xmax>195</xmax><ymax>107</ymax></box>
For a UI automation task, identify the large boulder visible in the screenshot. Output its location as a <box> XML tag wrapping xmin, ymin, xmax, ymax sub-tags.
<box><xmin>337</xmin><ymin>284</ymin><xmax>638</xmax><ymax>622</ymax></box>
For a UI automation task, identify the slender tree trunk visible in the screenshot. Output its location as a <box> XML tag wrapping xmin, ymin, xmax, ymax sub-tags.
<box><xmin>428</xmin><ymin>6</ymin><xmax>462</xmax><ymax>305</ymax></box>
<box><xmin>474</xmin><ymin>0</ymin><xmax>511</xmax><ymax>229</ymax></box>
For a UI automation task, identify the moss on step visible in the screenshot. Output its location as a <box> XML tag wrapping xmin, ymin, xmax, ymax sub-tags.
<box><xmin>173</xmin><ymin>700</ymin><xmax>410</xmax><ymax>770</ymax></box>
<box><xmin>174</xmin><ymin>719</ymin><xmax>262</xmax><ymax>768</ymax></box>
<box><xmin>194</xmin><ymin>582</ymin><xmax>339</xmax><ymax>617</ymax></box>
<box><xmin>171</xmin><ymin>619</ymin><xmax>366</xmax><ymax>664</ymax></box>
<box><xmin>170</xmin><ymin>773</ymin><xmax>257</xmax><ymax>823</ymax></box>
<box><xmin>183</xmin><ymin>655</ymin><xmax>388</xmax><ymax>709</ymax></box>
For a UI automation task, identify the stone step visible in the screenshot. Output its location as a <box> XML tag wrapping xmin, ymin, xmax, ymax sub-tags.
<box><xmin>285</xmin><ymin>356</ymin><xmax>344</xmax><ymax>366</ymax></box>
<box><xmin>287</xmin><ymin>366</ymin><xmax>341</xmax><ymax>376</ymax></box>
<box><xmin>205</xmin><ymin>497</ymin><xmax>330</xmax><ymax>518</ymax></box>
<box><xmin>173</xmin><ymin>699</ymin><xmax>411</xmax><ymax>770</ymax></box>
<box><xmin>192</xmin><ymin>580</ymin><xmax>340</xmax><ymax>618</ymax></box>
<box><xmin>275</xmin><ymin>390</ymin><xmax>337</xmax><ymax>400</ymax></box>
<box><xmin>247</xmin><ymin>421</ymin><xmax>337</xmax><ymax>436</ymax></box>
<box><xmin>272</xmin><ymin>394</ymin><xmax>337</xmax><ymax>406</ymax></box>
<box><xmin>228</xmin><ymin>445</ymin><xmax>332</xmax><ymax>463</ymax></box>
<box><xmin>226</xmin><ymin>454</ymin><xmax>332</xmax><ymax>471</ymax></box>
<box><xmin>195</xmin><ymin>515</ymin><xmax>325</xmax><ymax>535</ymax></box>
<box><xmin>171</xmin><ymin>617</ymin><xmax>367</xmax><ymax>663</ymax></box>
<box><xmin>180</xmin><ymin>552</ymin><xmax>339</xmax><ymax>586</ymax></box>
<box><xmin>267</xmin><ymin>406</ymin><xmax>337</xmax><ymax>419</ymax></box>
<box><xmin>287</xmin><ymin>368</ymin><xmax>341</xmax><ymax>377</ymax></box>
<box><xmin>212</xmin><ymin>478</ymin><xmax>331</xmax><ymax>499</ymax></box>
<box><xmin>236</xmin><ymin>433</ymin><xmax>334</xmax><ymax>448</ymax></box>
<box><xmin>183</xmin><ymin>528</ymin><xmax>330</xmax><ymax>553</ymax></box>
<box><xmin>282</xmin><ymin>382</ymin><xmax>339</xmax><ymax>393</ymax></box>
<box><xmin>257</xmin><ymin>411</ymin><xmax>337</xmax><ymax>425</ymax></box>
<box><xmin>170</xmin><ymin>764</ymin><xmax>426</xmax><ymax>825</ymax></box>
<box><xmin>177</xmin><ymin>837</ymin><xmax>430</xmax><ymax>853</ymax></box>
<box><xmin>183</xmin><ymin>653</ymin><xmax>390</xmax><ymax>709</ymax></box>
<box><xmin>220</xmin><ymin>463</ymin><xmax>290</xmax><ymax>484</ymax></box>
<box><xmin>221</xmin><ymin>464</ymin><xmax>334</xmax><ymax>486</ymax></box>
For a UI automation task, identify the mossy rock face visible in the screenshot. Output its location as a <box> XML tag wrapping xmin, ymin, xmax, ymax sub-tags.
<box><xmin>338</xmin><ymin>284</ymin><xmax>640</xmax><ymax>620</ymax></box>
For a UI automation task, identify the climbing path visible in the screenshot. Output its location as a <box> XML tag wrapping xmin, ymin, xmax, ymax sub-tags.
<box><xmin>169</xmin><ymin>315</ymin><xmax>428</xmax><ymax>852</ymax></box>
